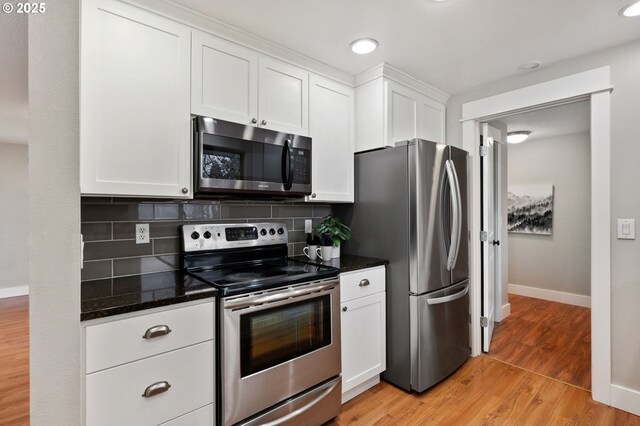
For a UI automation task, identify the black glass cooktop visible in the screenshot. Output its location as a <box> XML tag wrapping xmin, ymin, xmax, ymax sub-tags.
<box><xmin>187</xmin><ymin>259</ymin><xmax>339</xmax><ymax>297</ymax></box>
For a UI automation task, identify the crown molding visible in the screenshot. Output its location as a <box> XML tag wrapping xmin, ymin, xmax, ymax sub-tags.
<box><xmin>355</xmin><ymin>63</ymin><xmax>450</xmax><ymax>104</ymax></box>
<box><xmin>123</xmin><ymin>0</ymin><xmax>356</xmax><ymax>87</ymax></box>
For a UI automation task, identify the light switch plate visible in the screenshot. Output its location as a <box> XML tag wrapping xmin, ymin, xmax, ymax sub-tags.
<box><xmin>304</xmin><ymin>219</ymin><xmax>312</xmax><ymax>233</ymax></box>
<box><xmin>617</xmin><ymin>219</ymin><xmax>635</xmax><ymax>240</ymax></box>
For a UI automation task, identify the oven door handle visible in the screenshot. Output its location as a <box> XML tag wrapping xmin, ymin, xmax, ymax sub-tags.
<box><xmin>224</xmin><ymin>281</ymin><xmax>338</xmax><ymax>310</ymax></box>
<box><xmin>260</xmin><ymin>376</ymin><xmax>341</xmax><ymax>426</ymax></box>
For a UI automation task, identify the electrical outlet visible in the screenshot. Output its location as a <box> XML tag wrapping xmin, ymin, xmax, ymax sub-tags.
<box><xmin>305</xmin><ymin>219</ymin><xmax>312</xmax><ymax>233</ymax></box>
<box><xmin>136</xmin><ymin>223</ymin><xmax>150</xmax><ymax>244</ymax></box>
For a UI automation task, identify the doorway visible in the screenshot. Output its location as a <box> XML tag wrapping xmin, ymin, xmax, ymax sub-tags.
<box><xmin>461</xmin><ymin>66</ymin><xmax>612</xmax><ymax>405</ymax></box>
<box><xmin>482</xmin><ymin>101</ymin><xmax>592</xmax><ymax>390</ymax></box>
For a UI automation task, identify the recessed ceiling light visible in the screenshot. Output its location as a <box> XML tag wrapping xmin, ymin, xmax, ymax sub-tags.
<box><xmin>350</xmin><ymin>38</ymin><xmax>378</xmax><ymax>55</ymax></box>
<box><xmin>518</xmin><ymin>61</ymin><xmax>542</xmax><ymax>71</ymax></box>
<box><xmin>507</xmin><ymin>131</ymin><xmax>531</xmax><ymax>144</ymax></box>
<box><xmin>619</xmin><ymin>1</ymin><xmax>640</xmax><ymax>16</ymax></box>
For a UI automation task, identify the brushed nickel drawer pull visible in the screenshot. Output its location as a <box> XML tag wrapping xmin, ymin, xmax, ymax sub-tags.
<box><xmin>359</xmin><ymin>279</ymin><xmax>370</xmax><ymax>287</ymax></box>
<box><xmin>142</xmin><ymin>325</ymin><xmax>172</xmax><ymax>339</ymax></box>
<box><xmin>141</xmin><ymin>381</ymin><xmax>171</xmax><ymax>398</ymax></box>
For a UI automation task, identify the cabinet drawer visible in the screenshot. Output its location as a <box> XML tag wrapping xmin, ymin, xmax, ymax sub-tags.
<box><xmin>340</xmin><ymin>267</ymin><xmax>385</xmax><ymax>303</ymax></box>
<box><xmin>86</xmin><ymin>341</ymin><xmax>214</xmax><ymax>426</ymax></box>
<box><xmin>86</xmin><ymin>302</ymin><xmax>214</xmax><ymax>373</ymax></box>
<box><xmin>161</xmin><ymin>404</ymin><xmax>214</xmax><ymax>426</ymax></box>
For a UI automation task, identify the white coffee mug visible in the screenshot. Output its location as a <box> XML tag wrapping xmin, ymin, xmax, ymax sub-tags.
<box><xmin>317</xmin><ymin>246</ymin><xmax>333</xmax><ymax>261</ymax></box>
<box><xmin>303</xmin><ymin>245</ymin><xmax>318</xmax><ymax>260</ymax></box>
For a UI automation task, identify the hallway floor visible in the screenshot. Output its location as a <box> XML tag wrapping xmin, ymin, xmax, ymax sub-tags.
<box><xmin>0</xmin><ymin>296</ymin><xmax>29</xmax><ymax>426</ymax></box>
<box><xmin>487</xmin><ymin>294</ymin><xmax>591</xmax><ymax>390</ymax></box>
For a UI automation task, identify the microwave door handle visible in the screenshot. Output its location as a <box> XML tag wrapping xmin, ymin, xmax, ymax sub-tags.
<box><xmin>281</xmin><ymin>139</ymin><xmax>294</xmax><ymax>191</ymax></box>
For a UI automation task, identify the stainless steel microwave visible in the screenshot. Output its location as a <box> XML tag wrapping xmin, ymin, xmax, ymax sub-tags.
<box><xmin>193</xmin><ymin>116</ymin><xmax>312</xmax><ymax>197</ymax></box>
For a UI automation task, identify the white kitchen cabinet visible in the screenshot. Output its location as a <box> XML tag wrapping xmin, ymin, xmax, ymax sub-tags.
<box><xmin>307</xmin><ymin>75</ymin><xmax>354</xmax><ymax>203</ymax></box>
<box><xmin>191</xmin><ymin>33</ymin><xmax>309</xmax><ymax>136</ymax></box>
<box><xmin>83</xmin><ymin>300</ymin><xmax>215</xmax><ymax>426</ymax></box>
<box><xmin>258</xmin><ymin>57</ymin><xmax>309</xmax><ymax>136</ymax></box>
<box><xmin>191</xmin><ymin>31</ymin><xmax>259</xmax><ymax>125</ymax></box>
<box><xmin>80</xmin><ymin>0</ymin><xmax>192</xmax><ymax>198</ymax></box>
<box><xmin>355</xmin><ymin>67</ymin><xmax>447</xmax><ymax>153</ymax></box>
<box><xmin>340</xmin><ymin>266</ymin><xmax>386</xmax><ymax>403</ymax></box>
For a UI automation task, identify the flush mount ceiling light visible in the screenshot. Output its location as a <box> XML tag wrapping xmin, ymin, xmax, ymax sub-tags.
<box><xmin>518</xmin><ymin>61</ymin><xmax>542</xmax><ymax>71</ymax></box>
<box><xmin>350</xmin><ymin>38</ymin><xmax>378</xmax><ymax>55</ymax></box>
<box><xmin>507</xmin><ymin>131</ymin><xmax>531</xmax><ymax>144</ymax></box>
<box><xmin>619</xmin><ymin>1</ymin><xmax>640</xmax><ymax>16</ymax></box>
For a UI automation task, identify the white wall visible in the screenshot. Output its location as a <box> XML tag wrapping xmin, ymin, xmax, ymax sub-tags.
<box><xmin>29</xmin><ymin>4</ymin><xmax>82</xmax><ymax>424</ymax></box>
<box><xmin>0</xmin><ymin>142</ymin><xmax>29</xmax><ymax>298</ymax></box>
<box><xmin>507</xmin><ymin>132</ymin><xmax>591</xmax><ymax>297</ymax></box>
<box><xmin>447</xmin><ymin>39</ymin><xmax>640</xmax><ymax>393</ymax></box>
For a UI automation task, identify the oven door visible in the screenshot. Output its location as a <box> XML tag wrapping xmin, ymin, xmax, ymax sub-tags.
<box><xmin>221</xmin><ymin>279</ymin><xmax>341</xmax><ymax>426</ymax></box>
<box><xmin>194</xmin><ymin>116</ymin><xmax>311</xmax><ymax>196</ymax></box>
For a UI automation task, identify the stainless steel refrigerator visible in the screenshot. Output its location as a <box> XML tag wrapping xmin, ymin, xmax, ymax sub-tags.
<box><xmin>337</xmin><ymin>139</ymin><xmax>470</xmax><ymax>392</ymax></box>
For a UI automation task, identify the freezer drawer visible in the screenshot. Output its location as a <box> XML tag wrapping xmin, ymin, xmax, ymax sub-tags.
<box><xmin>410</xmin><ymin>280</ymin><xmax>470</xmax><ymax>392</ymax></box>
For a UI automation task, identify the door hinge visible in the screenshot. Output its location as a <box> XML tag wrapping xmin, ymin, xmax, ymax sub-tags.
<box><xmin>479</xmin><ymin>146</ymin><xmax>488</xmax><ymax>157</ymax></box>
<box><xmin>480</xmin><ymin>231</ymin><xmax>488</xmax><ymax>242</ymax></box>
<box><xmin>480</xmin><ymin>316</ymin><xmax>488</xmax><ymax>327</ymax></box>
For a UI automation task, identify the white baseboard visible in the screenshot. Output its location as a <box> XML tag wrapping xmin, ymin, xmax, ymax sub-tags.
<box><xmin>0</xmin><ymin>285</ymin><xmax>29</xmax><ymax>299</ymax></box>
<box><xmin>611</xmin><ymin>384</ymin><xmax>640</xmax><ymax>416</ymax></box>
<box><xmin>508</xmin><ymin>283</ymin><xmax>590</xmax><ymax>308</ymax></box>
<box><xmin>496</xmin><ymin>303</ymin><xmax>511</xmax><ymax>322</ymax></box>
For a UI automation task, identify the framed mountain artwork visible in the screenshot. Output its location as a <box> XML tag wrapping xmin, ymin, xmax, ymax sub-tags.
<box><xmin>507</xmin><ymin>184</ymin><xmax>554</xmax><ymax>235</ymax></box>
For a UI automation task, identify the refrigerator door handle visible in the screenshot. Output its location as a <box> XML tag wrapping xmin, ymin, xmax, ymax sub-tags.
<box><xmin>426</xmin><ymin>283</ymin><xmax>469</xmax><ymax>305</ymax></box>
<box><xmin>445</xmin><ymin>160</ymin><xmax>459</xmax><ymax>270</ymax></box>
<box><xmin>450</xmin><ymin>159</ymin><xmax>463</xmax><ymax>268</ymax></box>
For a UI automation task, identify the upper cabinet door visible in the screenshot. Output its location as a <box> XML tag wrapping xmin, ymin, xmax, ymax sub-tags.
<box><xmin>308</xmin><ymin>76</ymin><xmax>354</xmax><ymax>203</ymax></box>
<box><xmin>417</xmin><ymin>95</ymin><xmax>446</xmax><ymax>143</ymax></box>
<box><xmin>81</xmin><ymin>0</ymin><xmax>191</xmax><ymax>198</ymax></box>
<box><xmin>258</xmin><ymin>57</ymin><xmax>309</xmax><ymax>136</ymax></box>
<box><xmin>191</xmin><ymin>31</ymin><xmax>259</xmax><ymax>125</ymax></box>
<box><xmin>385</xmin><ymin>80</ymin><xmax>418</xmax><ymax>145</ymax></box>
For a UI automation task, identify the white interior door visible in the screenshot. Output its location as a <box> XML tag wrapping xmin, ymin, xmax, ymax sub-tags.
<box><xmin>481</xmin><ymin>123</ymin><xmax>501</xmax><ymax>352</ymax></box>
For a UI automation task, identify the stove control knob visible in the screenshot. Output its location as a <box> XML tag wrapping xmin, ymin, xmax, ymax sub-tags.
<box><xmin>277</xmin><ymin>228</ymin><xmax>284</xmax><ymax>235</ymax></box>
<box><xmin>260</xmin><ymin>229</ymin><xmax>267</xmax><ymax>236</ymax></box>
<box><xmin>191</xmin><ymin>231</ymin><xmax>200</xmax><ymax>240</ymax></box>
<box><xmin>269</xmin><ymin>228</ymin><xmax>276</xmax><ymax>235</ymax></box>
<box><xmin>203</xmin><ymin>231</ymin><xmax>211</xmax><ymax>239</ymax></box>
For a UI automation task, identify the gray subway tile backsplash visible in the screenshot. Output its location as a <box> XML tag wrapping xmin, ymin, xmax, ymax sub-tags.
<box><xmin>84</xmin><ymin>239</ymin><xmax>153</xmax><ymax>261</ymax></box>
<box><xmin>81</xmin><ymin>197</ymin><xmax>332</xmax><ymax>281</ymax></box>
<box><xmin>112</xmin><ymin>254</ymin><xmax>179</xmax><ymax>276</ymax></box>
<box><xmin>81</xmin><ymin>222</ymin><xmax>112</xmax><ymax>241</ymax></box>
<box><xmin>81</xmin><ymin>260</ymin><xmax>112</xmax><ymax>281</ymax></box>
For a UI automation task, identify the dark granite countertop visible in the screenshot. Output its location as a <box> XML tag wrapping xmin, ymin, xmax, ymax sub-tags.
<box><xmin>81</xmin><ymin>271</ymin><xmax>218</xmax><ymax>321</ymax></box>
<box><xmin>291</xmin><ymin>253</ymin><xmax>388</xmax><ymax>274</ymax></box>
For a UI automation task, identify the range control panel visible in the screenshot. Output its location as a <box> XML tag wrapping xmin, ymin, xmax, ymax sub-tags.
<box><xmin>181</xmin><ymin>222</ymin><xmax>289</xmax><ymax>252</ymax></box>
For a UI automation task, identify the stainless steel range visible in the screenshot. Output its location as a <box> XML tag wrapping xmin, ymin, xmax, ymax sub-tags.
<box><xmin>181</xmin><ymin>222</ymin><xmax>342</xmax><ymax>426</ymax></box>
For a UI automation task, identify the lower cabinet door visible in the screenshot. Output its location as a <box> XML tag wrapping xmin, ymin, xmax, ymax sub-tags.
<box><xmin>341</xmin><ymin>292</ymin><xmax>386</xmax><ymax>394</ymax></box>
<box><xmin>86</xmin><ymin>341</ymin><xmax>214</xmax><ymax>426</ymax></box>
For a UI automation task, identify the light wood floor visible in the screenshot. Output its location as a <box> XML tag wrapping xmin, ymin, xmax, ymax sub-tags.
<box><xmin>331</xmin><ymin>356</ymin><xmax>639</xmax><ymax>425</ymax></box>
<box><xmin>0</xmin><ymin>296</ymin><xmax>29</xmax><ymax>426</ymax></box>
<box><xmin>487</xmin><ymin>294</ymin><xmax>591</xmax><ymax>390</ymax></box>
<box><xmin>2</xmin><ymin>296</ymin><xmax>637</xmax><ymax>426</ymax></box>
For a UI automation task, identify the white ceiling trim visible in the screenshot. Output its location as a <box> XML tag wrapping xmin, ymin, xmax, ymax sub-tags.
<box><xmin>461</xmin><ymin>66</ymin><xmax>612</xmax><ymax>122</ymax></box>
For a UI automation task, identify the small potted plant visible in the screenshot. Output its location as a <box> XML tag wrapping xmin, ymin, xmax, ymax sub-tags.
<box><xmin>315</xmin><ymin>216</ymin><xmax>351</xmax><ymax>259</ymax></box>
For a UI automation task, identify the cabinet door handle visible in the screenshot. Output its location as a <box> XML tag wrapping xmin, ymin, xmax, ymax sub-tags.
<box><xmin>359</xmin><ymin>279</ymin><xmax>370</xmax><ymax>287</ymax></box>
<box><xmin>342</xmin><ymin>306</ymin><xmax>348</xmax><ymax>312</ymax></box>
<box><xmin>181</xmin><ymin>187</ymin><xmax>188</xmax><ymax>194</ymax></box>
<box><xmin>311</xmin><ymin>193</ymin><xmax>317</xmax><ymax>198</ymax></box>
<box><xmin>261</xmin><ymin>120</ymin><xmax>267</xmax><ymax>125</ymax></box>
<box><xmin>141</xmin><ymin>381</ymin><xmax>171</xmax><ymax>398</ymax></box>
<box><xmin>142</xmin><ymin>325</ymin><xmax>172</xmax><ymax>339</ymax></box>
<box><xmin>251</xmin><ymin>118</ymin><xmax>257</xmax><ymax>124</ymax></box>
